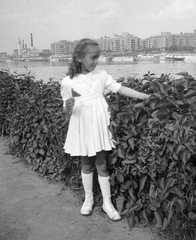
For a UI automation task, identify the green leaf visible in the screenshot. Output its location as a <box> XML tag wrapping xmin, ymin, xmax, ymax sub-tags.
<box><xmin>163</xmin><ymin>218</ymin><xmax>168</xmax><ymax>230</ymax></box>
<box><xmin>153</xmin><ymin>81</ymin><xmax>168</xmax><ymax>96</ymax></box>
<box><xmin>172</xmin><ymin>112</ymin><xmax>181</xmax><ymax>120</ymax></box>
<box><xmin>39</xmin><ymin>148</ymin><xmax>45</xmax><ymax>155</ymax></box>
<box><xmin>188</xmin><ymin>212</ymin><xmax>196</xmax><ymax>221</ymax></box>
<box><xmin>164</xmin><ymin>178</ymin><xmax>176</xmax><ymax>193</ymax></box>
<box><xmin>149</xmin><ymin>182</ymin><xmax>155</xmax><ymax>199</ymax></box>
<box><xmin>133</xmin><ymin>102</ymin><xmax>145</xmax><ymax>109</ymax></box>
<box><xmin>110</xmin><ymin>150</ymin><xmax>118</xmax><ymax>165</ymax></box>
<box><xmin>148</xmin><ymin>200</ymin><xmax>160</xmax><ymax>211</ymax></box>
<box><xmin>154</xmin><ymin>211</ymin><xmax>162</xmax><ymax>229</ymax></box>
<box><xmin>128</xmin><ymin>138</ymin><xmax>134</xmax><ymax>149</ymax></box>
<box><xmin>177</xmin><ymin>146</ymin><xmax>191</xmax><ymax>165</ymax></box>
<box><xmin>21</xmin><ymin>138</ymin><xmax>27</xmax><ymax>143</ymax></box>
<box><xmin>116</xmin><ymin>169</ymin><xmax>124</xmax><ymax>183</ymax></box>
<box><xmin>167</xmin><ymin>96</ymin><xmax>178</xmax><ymax>107</ymax></box>
<box><xmin>122</xmin><ymin>180</ymin><xmax>132</xmax><ymax>189</ymax></box>
<box><xmin>176</xmin><ymin>199</ymin><xmax>186</xmax><ymax>211</ymax></box>
<box><xmin>117</xmin><ymin>147</ymin><xmax>125</xmax><ymax>159</ymax></box>
<box><xmin>123</xmin><ymin>159</ymin><xmax>137</xmax><ymax>164</ymax></box>
<box><xmin>176</xmin><ymin>72</ymin><xmax>188</xmax><ymax>76</ymax></box>
<box><xmin>139</xmin><ymin>174</ymin><xmax>148</xmax><ymax>193</ymax></box>
<box><xmin>127</xmin><ymin>215</ymin><xmax>134</xmax><ymax>230</ymax></box>
<box><xmin>128</xmin><ymin>188</ymin><xmax>136</xmax><ymax>201</ymax></box>
<box><xmin>127</xmin><ymin>201</ymin><xmax>143</xmax><ymax>214</ymax></box>
<box><xmin>169</xmin><ymin>187</ymin><xmax>182</xmax><ymax>197</ymax></box>
<box><xmin>158</xmin><ymin>178</ymin><xmax>164</xmax><ymax>190</ymax></box>
<box><xmin>184</xmin><ymin>89</ymin><xmax>196</xmax><ymax>98</ymax></box>
<box><xmin>116</xmin><ymin>196</ymin><xmax>125</xmax><ymax>213</ymax></box>
<box><xmin>166</xmin><ymin>143</ymin><xmax>175</xmax><ymax>152</ymax></box>
<box><xmin>156</xmin><ymin>109</ymin><xmax>169</xmax><ymax>121</ymax></box>
<box><xmin>141</xmin><ymin>209</ymin><xmax>149</xmax><ymax>224</ymax></box>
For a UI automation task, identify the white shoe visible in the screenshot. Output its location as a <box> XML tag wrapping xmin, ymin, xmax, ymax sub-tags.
<box><xmin>103</xmin><ymin>199</ymin><xmax>121</xmax><ymax>221</ymax></box>
<box><xmin>80</xmin><ymin>193</ymin><xmax>94</xmax><ymax>216</ymax></box>
<box><xmin>98</xmin><ymin>175</ymin><xmax>121</xmax><ymax>222</ymax></box>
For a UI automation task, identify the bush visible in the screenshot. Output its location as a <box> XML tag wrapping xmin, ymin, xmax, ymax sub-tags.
<box><xmin>107</xmin><ymin>72</ymin><xmax>196</xmax><ymax>239</ymax></box>
<box><xmin>0</xmin><ymin>70</ymin><xmax>196</xmax><ymax>239</ymax></box>
<box><xmin>0</xmin><ymin>71</ymin><xmax>81</xmax><ymax>185</ymax></box>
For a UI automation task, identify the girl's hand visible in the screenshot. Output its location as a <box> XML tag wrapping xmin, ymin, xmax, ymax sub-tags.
<box><xmin>66</xmin><ymin>97</ymin><xmax>75</xmax><ymax>110</ymax></box>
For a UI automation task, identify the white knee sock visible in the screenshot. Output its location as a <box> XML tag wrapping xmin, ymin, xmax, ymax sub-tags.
<box><xmin>98</xmin><ymin>175</ymin><xmax>111</xmax><ymax>203</ymax></box>
<box><xmin>81</xmin><ymin>171</ymin><xmax>93</xmax><ymax>197</ymax></box>
<box><xmin>98</xmin><ymin>175</ymin><xmax>121</xmax><ymax>221</ymax></box>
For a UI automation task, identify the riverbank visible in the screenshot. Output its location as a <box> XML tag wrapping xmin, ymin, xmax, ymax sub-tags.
<box><xmin>0</xmin><ymin>137</ymin><xmax>162</xmax><ymax>240</ymax></box>
<box><xmin>1</xmin><ymin>58</ymin><xmax>196</xmax><ymax>83</ymax></box>
<box><xmin>1</xmin><ymin>51</ymin><xmax>196</xmax><ymax>63</ymax></box>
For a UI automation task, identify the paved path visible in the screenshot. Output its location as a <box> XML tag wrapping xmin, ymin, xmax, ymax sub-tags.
<box><xmin>0</xmin><ymin>137</ymin><xmax>161</xmax><ymax>240</ymax></box>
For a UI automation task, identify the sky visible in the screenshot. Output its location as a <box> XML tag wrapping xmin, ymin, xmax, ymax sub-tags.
<box><xmin>0</xmin><ymin>0</ymin><xmax>196</xmax><ymax>54</ymax></box>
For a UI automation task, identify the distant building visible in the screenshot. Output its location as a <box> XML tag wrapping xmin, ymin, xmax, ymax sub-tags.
<box><xmin>140</xmin><ymin>39</ymin><xmax>146</xmax><ymax>50</ymax></box>
<box><xmin>0</xmin><ymin>52</ymin><xmax>8</xmax><ymax>61</ymax></box>
<box><xmin>51</xmin><ymin>40</ymin><xmax>75</xmax><ymax>55</ymax></box>
<box><xmin>96</xmin><ymin>32</ymin><xmax>140</xmax><ymax>53</ymax></box>
<box><xmin>96</xmin><ymin>36</ymin><xmax>115</xmax><ymax>52</ymax></box>
<box><xmin>16</xmin><ymin>34</ymin><xmax>39</xmax><ymax>58</ymax></box>
<box><xmin>161</xmin><ymin>32</ymin><xmax>172</xmax><ymax>36</ymax></box>
<box><xmin>29</xmin><ymin>48</ymin><xmax>39</xmax><ymax>57</ymax></box>
<box><xmin>194</xmin><ymin>31</ymin><xmax>196</xmax><ymax>48</ymax></box>
<box><xmin>13</xmin><ymin>49</ymin><xmax>18</xmax><ymax>57</ymax></box>
<box><xmin>39</xmin><ymin>49</ymin><xmax>51</xmax><ymax>57</ymax></box>
<box><xmin>18</xmin><ymin>38</ymin><xmax>22</xmax><ymax>57</ymax></box>
<box><xmin>144</xmin><ymin>31</ymin><xmax>195</xmax><ymax>50</ymax></box>
<box><xmin>145</xmin><ymin>32</ymin><xmax>171</xmax><ymax>50</ymax></box>
<box><xmin>21</xmin><ymin>48</ymin><xmax>29</xmax><ymax>58</ymax></box>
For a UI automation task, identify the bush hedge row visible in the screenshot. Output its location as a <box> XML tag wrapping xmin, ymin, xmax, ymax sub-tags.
<box><xmin>0</xmin><ymin>71</ymin><xmax>80</xmax><ymax>185</ymax></box>
<box><xmin>0</xmin><ymin>70</ymin><xmax>196</xmax><ymax>239</ymax></box>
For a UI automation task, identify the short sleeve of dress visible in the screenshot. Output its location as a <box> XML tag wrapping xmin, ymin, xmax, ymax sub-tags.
<box><xmin>103</xmin><ymin>70</ymin><xmax>121</xmax><ymax>93</ymax></box>
<box><xmin>60</xmin><ymin>76</ymin><xmax>72</xmax><ymax>107</ymax></box>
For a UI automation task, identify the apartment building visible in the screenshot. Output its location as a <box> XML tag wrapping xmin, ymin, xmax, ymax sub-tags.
<box><xmin>96</xmin><ymin>36</ymin><xmax>115</xmax><ymax>52</ymax></box>
<box><xmin>96</xmin><ymin>32</ymin><xmax>140</xmax><ymax>52</ymax></box>
<box><xmin>51</xmin><ymin>40</ymin><xmax>76</xmax><ymax>55</ymax></box>
<box><xmin>145</xmin><ymin>31</ymin><xmax>195</xmax><ymax>50</ymax></box>
<box><xmin>0</xmin><ymin>52</ymin><xmax>8</xmax><ymax>61</ymax></box>
<box><xmin>140</xmin><ymin>39</ymin><xmax>146</xmax><ymax>50</ymax></box>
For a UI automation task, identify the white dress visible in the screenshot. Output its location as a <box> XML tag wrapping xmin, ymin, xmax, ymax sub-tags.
<box><xmin>60</xmin><ymin>69</ymin><xmax>121</xmax><ymax>157</ymax></box>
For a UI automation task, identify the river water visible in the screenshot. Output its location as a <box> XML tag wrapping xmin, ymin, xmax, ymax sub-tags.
<box><xmin>1</xmin><ymin>57</ymin><xmax>196</xmax><ymax>83</ymax></box>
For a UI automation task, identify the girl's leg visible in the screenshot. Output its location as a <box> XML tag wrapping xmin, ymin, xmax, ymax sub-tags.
<box><xmin>81</xmin><ymin>155</ymin><xmax>95</xmax><ymax>174</ymax></box>
<box><xmin>80</xmin><ymin>156</ymin><xmax>95</xmax><ymax>216</ymax></box>
<box><xmin>96</xmin><ymin>151</ymin><xmax>121</xmax><ymax>221</ymax></box>
<box><xmin>95</xmin><ymin>150</ymin><xmax>109</xmax><ymax>177</ymax></box>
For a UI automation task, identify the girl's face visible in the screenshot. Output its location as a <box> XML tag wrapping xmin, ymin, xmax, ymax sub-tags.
<box><xmin>79</xmin><ymin>45</ymin><xmax>100</xmax><ymax>74</ymax></box>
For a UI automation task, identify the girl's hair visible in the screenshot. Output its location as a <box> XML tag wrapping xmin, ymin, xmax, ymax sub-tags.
<box><xmin>68</xmin><ymin>38</ymin><xmax>99</xmax><ymax>79</ymax></box>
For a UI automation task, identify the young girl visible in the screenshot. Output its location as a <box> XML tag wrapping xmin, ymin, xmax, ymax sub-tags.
<box><xmin>61</xmin><ymin>38</ymin><xmax>149</xmax><ymax>221</ymax></box>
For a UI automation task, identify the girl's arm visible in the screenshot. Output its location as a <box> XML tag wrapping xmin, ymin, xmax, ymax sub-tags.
<box><xmin>63</xmin><ymin>97</ymin><xmax>75</xmax><ymax>116</ymax></box>
<box><xmin>117</xmin><ymin>86</ymin><xmax>149</xmax><ymax>100</ymax></box>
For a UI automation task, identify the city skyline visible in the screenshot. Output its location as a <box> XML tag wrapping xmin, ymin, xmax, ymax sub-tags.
<box><xmin>1</xmin><ymin>0</ymin><xmax>196</xmax><ymax>54</ymax></box>
<box><xmin>7</xmin><ymin>28</ymin><xmax>196</xmax><ymax>56</ymax></box>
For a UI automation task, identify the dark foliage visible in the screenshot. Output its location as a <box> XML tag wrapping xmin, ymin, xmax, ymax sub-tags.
<box><xmin>0</xmin><ymin>71</ymin><xmax>81</xmax><ymax>186</ymax></box>
<box><xmin>106</xmin><ymin>72</ymin><xmax>196</xmax><ymax>239</ymax></box>
<box><xmin>1</xmin><ymin>70</ymin><xmax>196</xmax><ymax>239</ymax></box>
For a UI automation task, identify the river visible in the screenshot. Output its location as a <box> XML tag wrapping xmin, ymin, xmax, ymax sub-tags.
<box><xmin>1</xmin><ymin>58</ymin><xmax>196</xmax><ymax>83</ymax></box>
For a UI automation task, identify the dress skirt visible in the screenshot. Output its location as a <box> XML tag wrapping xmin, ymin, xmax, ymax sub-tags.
<box><xmin>64</xmin><ymin>95</ymin><xmax>115</xmax><ymax>157</ymax></box>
